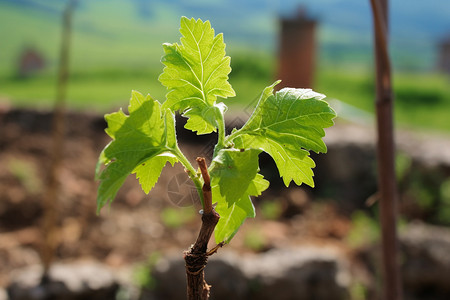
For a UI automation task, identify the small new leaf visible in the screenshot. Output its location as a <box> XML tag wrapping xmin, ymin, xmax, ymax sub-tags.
<box><xmin>214</xmin><ymin>174</ymin><xmax>269</xmax><ymax>243</ymax></box>
<box><xmin>210</xmin><ymin>149</ymin><xmax>261</xmax><ymax>205</ymax></box>
<box><xmin>230</xmin><ymin>85</ymin><xmax>336</xmax><ymax>187</ymax></box>
<box><xmin>96</xmin><ymin>91</ymin><xmax>178</xmax><ymax>213</ymax></box>
<box><xmin>209</xmin><ymin>149</ymin><xmax>269</xmax><ymax>243</ymax></box>
<box><xmin>184</xmin><ymin>102</ymin><xmax>227</xmax><ymax>135</ymax></box>
<box><xmin>159</xmin><ymin>17</ymin><xmax>235</xmax><ymax>134</ymax></box>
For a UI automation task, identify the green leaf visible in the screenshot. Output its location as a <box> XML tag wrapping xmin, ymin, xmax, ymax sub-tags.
<box><xmin>132</xmin><ymin>153</ymin><xmax>177</xmax><ymax>194</ymax></box>
<box><xmin>231</xmin><ymin>86</ymin><xmax>336</xmax><ymax>187</ymax></box>
<box><xmin>214</xmin><ymin>173</ymin><xmax>269</xmax><ymax>244</ymax></box>
<box><xmin>183</xmin><ymin>102</ymin><xmax>227</xmax><ymax>135</ymax></box>
<box><xmin>209</xmin><ymin>148</ymin><xmax>269</xmax><ymax>243</ymax></box>
<box><xmin>210</xmin><ymin>148</ymin><xmax>261</xmax><ymax>205</ymax></box>
<box><xmin>96</xmin><ymin>91</ymin><xmax>178</xmax><ymax>213</ymax></box>
<box><xmin>159</xmin><ymin>17</ymin><xmax>235</xmax><ymax>134</ymax></box>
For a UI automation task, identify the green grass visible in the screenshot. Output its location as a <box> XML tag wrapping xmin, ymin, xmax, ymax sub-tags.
<box><xmin>0</xmin><ymin>1</ymin><xmax>274</xmax><ymax>113</ymax></box>
<box><xmin>0</xmin><ymin>70</ymin><xmax>160</xmax><ymax>112</ymax></box>
<box><xmin>0</xmin><ymin>0</ymin><xmax>179</xmax><ymax>76</ymax></box>
<box><xmin>1</xmin><ymin>65</ymin><xmax>449</xmax><ymax>134</ymax></box>
<box><xmin>0</xmin><ymin>50</ymin><xmax>275</xmax><ymax>114</ymax></box>
<box><xmin>316</xmin><ymin>68</ymin><xmax>450</xmax><ymax>132</ymax></box>
<box><xmin>0</xmin><ymin>67</ymin><xmax>271</xmax><ymax>114</ymax></box>
<box><xmin>0</xmin><ymin>2</ymin><xmax>61</xmax><ymax>75</ymax></box>
<box><xmin>1</xmin><ymin>0</ymin><xmax>449</xmax><ymax>133</ymax></box>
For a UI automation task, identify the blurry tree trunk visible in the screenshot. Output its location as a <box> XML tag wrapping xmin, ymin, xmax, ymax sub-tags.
<box><xmin>369</xmin><ymin>0</ymin><xmax>403</xmax><ymax>299</ymax></box>
<box><xmin>41</xmin><ymin>0</ymin><xmax>76</xmax><ymax>280</ymax></box>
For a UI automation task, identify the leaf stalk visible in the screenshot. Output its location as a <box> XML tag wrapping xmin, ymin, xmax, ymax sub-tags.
<box><xmin>173</xmin><ymin>146</ymin><xmax>205</xmax><ymax>207</ymax></box>
<box><xmin>213</xmin><ymin>109</ymin><xmax>226</xmax><ymax>157</ymax></box>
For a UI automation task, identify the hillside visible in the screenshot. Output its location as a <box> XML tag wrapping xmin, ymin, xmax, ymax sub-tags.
<box><xmin>0</xmin><ymin>0</ymin><xmax>449</xmax><ymax>76</ymax></box>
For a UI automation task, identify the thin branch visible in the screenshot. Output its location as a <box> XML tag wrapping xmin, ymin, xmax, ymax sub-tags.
<box><xmin>369</xmin><ymin>0</ymin><xmax>403</xmax><ymax>299</ymax></box>
<box><xmin>184</xmin><ymin>157</ymin><xmax>220</xmax><ymax>300</ymax></box>
<box><xmin>41</xmin><ymin>0</ymin><xmax>76</xmax><ymax>280</ymax></box>
<box><xmin>174</xmin><ymin>146</ymin><xmax>204</xmax><ymax>206</ymax></box>
<box><xmin>370</xmin><ymin>0</ymin><xmax>392</xmax><ymax>88</ymax></box>
<box><xmin>196</xmin><ymin>157</ymin><xmax>212</xmax><ymax>213</ymax></box>
<box><xmin>206</xmin><ymin>242</ymin><xmax>224</xmax><ymax>256</ymax></box>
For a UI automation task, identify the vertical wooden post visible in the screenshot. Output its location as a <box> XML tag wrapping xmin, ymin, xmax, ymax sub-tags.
<box><xmin>41</xmin><ymin>0</ymin><xmax>76</xmax><ymax>280</ymax></box>
<box><xmin>369</xmin><ymin>0</ymin><xmax>403</xmax><ymax>299</ymax></box>
<box><xmin>277</xmin><ymin>8</ymin><xmax>317</xmax><ymax>89</ymax></box>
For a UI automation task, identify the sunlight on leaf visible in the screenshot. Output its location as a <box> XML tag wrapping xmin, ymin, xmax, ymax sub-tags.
<box><xmin>159</xmin><ymin>17</ymin><xmax>235</xmax><ymax>134</ymax></box>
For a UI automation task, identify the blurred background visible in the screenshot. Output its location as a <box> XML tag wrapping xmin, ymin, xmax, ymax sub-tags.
<box><xmin>1</xmin><ymin>0</ymin><xmax>449</xmax><ymax>130</ymax></box>
<box><xmin>1</xmin><ymin>0</ymin><xmax>450</xmax><ymax>300</ymax></box>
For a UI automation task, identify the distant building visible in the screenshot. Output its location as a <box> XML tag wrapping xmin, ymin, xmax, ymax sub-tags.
<box><xmin>17</xmin><ymin>47</ymin><xmax>45</xmax><ymax>78</ymax></box>
<box><xmin>277</xmin><ymin>8</ymin><xmax>317</xmax><ymax>89</ymax></box>
<box><xmin>438</xmin><ymin>36</ymin><xmax>450</xmax><ymax>74</ymax></box>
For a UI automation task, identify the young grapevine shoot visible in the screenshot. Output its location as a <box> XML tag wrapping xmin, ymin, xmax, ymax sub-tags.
<box><xmin>96</xmin><ymin>17</ymin><xmax>336</xmax><ymax>244</ymax></box>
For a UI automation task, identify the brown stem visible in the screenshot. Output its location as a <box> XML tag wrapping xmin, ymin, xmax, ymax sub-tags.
<box><xmin>41</xmin><ymin>0</ymin><xmax>76</xmax><ymax>280</ymax></box>
<box><xmin>184</xmin><ymin>157</ymin><xmax>220</xmax><ymax>300</ymax></box>
<box><xmin>370</xmin><ymin>0</ymin><xmax>403</xmax><ymax>299</ymax></box>
<box><xmin>196</xmin><ymin>157</ymin><xmax>212</xmax><ymax>214</ymax></box>
<box><xmin>370</xmin><ymin>0</ymin><xmax>392</xmax><ymax>94</ymax></box>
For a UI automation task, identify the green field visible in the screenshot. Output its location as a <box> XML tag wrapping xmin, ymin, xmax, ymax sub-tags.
<box><xmin>0</xmin><ymin>0</ymin><xmax>274</xmax><ymax>111</ymax></box>
<box><xmin>316</xmin><ymin>69</ymin><xmax>450</xmax><ymax>132</ymax></box>
<box><xmin>0</xmin><ymin>2</ymin><xmax>182</xmax><ymax>75</ymax></box>
<box><xmin>1</xmin><ymin>1</ymin><xmax>449</xmax><ymax>133</ymax></box>
<box><xmin>2</xmin><ymin>62</ymin><xmax>449</xmax><ymax>133</ymax></box>
<box><xmin>0</xmin><ymin>50</ymin><xmax>275</xmax><ymax>111</ymax></box>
